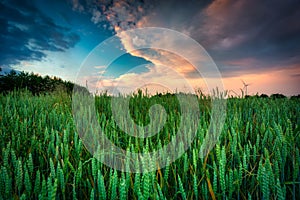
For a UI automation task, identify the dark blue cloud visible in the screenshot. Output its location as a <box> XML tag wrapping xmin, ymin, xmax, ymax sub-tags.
<box><xmin>0</xmin><ymin>0</ymin><xmax>80</xmax><ymax>66</ymax></box>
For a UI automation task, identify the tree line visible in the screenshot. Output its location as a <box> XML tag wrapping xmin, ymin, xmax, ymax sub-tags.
<box><xmin>0</xmin><ymin>68</ymin><xmax>87</xmax><ymax>95</ymax></box>
<box><xmin>0</xmin><ymin>68</ymin><xmax>298</xmax><ymax>99</ymax></box>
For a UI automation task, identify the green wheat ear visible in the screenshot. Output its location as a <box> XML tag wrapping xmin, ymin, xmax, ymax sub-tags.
<box><xmin>110</xmin><ymin>170</ymin><xmax>118</xmax><ymax>200</ymax></box>
<box><xmin>34</xmin><ymin>170</ymin><xmax>40</xmax><ymax>196</ymax></box>
<box><xmin>49</xmin><ymin>158</ymin><xmax>55</xmax><ymax>180</ymax></box>
<box><xmin>156</xmin><ymin>183</ymin><xmax>166</xmax><ymax>200</ymax></box>
<box><xmin>142</xmin><ymin>173</ymin><xmax>150</xmax><ymax>199</ymax></box>
<box><xmin>193</xmin><ymin>173</ymin><xmax>198</xmax><ymax>200</ymax></box>
<box><xmin>219</xmin><ymin>146</ymin><xmax>226</xmax><ymax>198</ymax></box>
<box><xmin>16</xmin><ymin>160</ymin><xmax>23</xmax><ymax>194</ymax></box>
<box><xmin>24</xmin><ymin>166</ymin><xmax>31</xmax><ymax>196</ymax></box>
<box><xmin>183</xmin><ymin>153</ymin><xmax>188</xmax><ymax>174</ymax></box>
<box><xmin>163</xmin><ymin>157</ymin><xmax>170</xmax><ymax>182</ymax></box>
<box><xmin>192</xmin><ymin>148</ymin><xmax>197</xmax><ymax>170</ymax></box>
<box><xmin>92</xmin><ymin>157</ymin><xmax>97</xmax><ymax>178</ymax></box>
<box><xmin>3</xmin><ymin>147</ymin><xmax>9</xmax><ymax>169</ymax></box>
<box><xmin>262</xmin><ymin>167</ymin><xmax>270</xmax><ymax>200</ymax></box>
<box><xmin>248</xmin><ymin>192</ymin><xmax>252</xmax><ymax>200</ymax></box>
<box><xmin>213</xmin><ymin>161</ymin><xmax>218</xmax><ymax>195</ymax></box>
<box><xmin>134</xmin><ymin>173</ymin><xmax>141</xmax><ymax>196</ymax></box>
<box><xmin>0</xmin><ymin>166</ymin><xmax>10</xmax><ymax>197</ymax></box>
<box><xmin>293</xmin><ymin>147</ymin><xmax>300</xmax><ymax>182</ymax></box>
<box><xmin>41</xmin><ymin>177</ymin><xmax>47</xmax><ymax>199</ymax></box>
<box><xmin>56</xmin><ymin>162</ymin><xmax>65</xmax><ymax>193</ymax></box>
<box><xmin>90</xmin><ymin>188</ymin><xmax>95</xmax><ymax>200</ymax></box>
<box><xmin>20</xmin><ymin>193</ymin><xmax>26</xmax><ymax>200</ymax></box>
<box><xmin>201</xmin><ymin>180</ymin><xmax>208</xmax><ymax>199</ymax></box>
<box><xmin>98</xmin><ymin>170</ymin><xmax>106</xmax><ymax>200</ymax></box>
<box><xmin>51</xmin><ymin>178</ymin><xmax>58</xmax><ymax>200</ymax></box>
<box><xmin>119</xmin><ymin>173</ymin><xmax>126</xmax><ymax>200</ymax></box>
<box><xmin>228</xmin><ymin>169</ymin><xmax>234</xmax><ymax>199</ymax></box>
<box><xmin>177</xmin><ymin>175</ymin><xmax>187</xmax><ymax>200</ymax></box>
<box><xmin>11</xmin><ymin>149</ymin><xmax>17</xmax><ymax>170</ymax></box>
<box><xmin>0</xmin><ymin>167</ymin><xmax>5</xmax><ymax>195</ymax></box>
<box><xmin>27</xmin><ymin>153</ymin><xmax>34</xmax><ymax>175</ymax></box>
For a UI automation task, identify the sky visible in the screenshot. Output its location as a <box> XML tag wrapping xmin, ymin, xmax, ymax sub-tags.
<box><xmin>0</xmin><ymin>0</ymin><xmax>299</xmax><ymax>96</ymax></box>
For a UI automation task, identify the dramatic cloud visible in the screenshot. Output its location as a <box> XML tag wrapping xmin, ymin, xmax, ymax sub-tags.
<box><xmin>69</xmin><ymin>0</ymin><xmax>300</xmax><ymax>95</ymax></box>
<box><xmin>0</xmin><ymin>0</ymin><xmax>80</xmax><ymax>67</ymax></box>
<box><xmin>198</xmin><ymin>0</ymin><xmax>300</xmax><ymax>72</ymax></box>
<box><xmin>71</xmin><ymin>0</ymin><xmax>84</xmax><ymax>12</ymax></box>
<box><xmin>76</xmin><ymin>0</ymin><xmax>299</xmax><ymax>78</ymax></box>
<box><xmin>86</xmin><ymin>0</ymin><xmax>147</xmax><ymax>31</ymax></box>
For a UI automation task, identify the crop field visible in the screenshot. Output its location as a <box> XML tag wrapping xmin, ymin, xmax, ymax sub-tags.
<box><xmin>0</xmin><ymin>90</ymin><xmax>299</xmax><ymax>199</ymax></box>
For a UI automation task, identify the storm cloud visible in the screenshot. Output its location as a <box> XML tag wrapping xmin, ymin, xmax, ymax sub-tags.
<box><xmin>0</xmin><ymin>0</ymin><xmax>80</xmax><ymax>66</ymax></box>
<box><xmin>76</xmin><ymin>0</ymin><xmax>300</xmax><ymax>76</ymax></box>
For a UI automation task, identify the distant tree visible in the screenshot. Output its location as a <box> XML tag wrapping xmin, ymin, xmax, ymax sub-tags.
<box><xmin>9</xmin><ymin>69</ymin><xmax>16</xmax><ymax>75</ymax></box>
<box><xmin>270</xmin><ymin>93</ymin><xmax>286</xmax><ymax>99</ymax></box>
<box><xmin>0</xmin><ymin>70</ymin><xmax>88</xmax><ymax>95</ymax></box>
<box><xmin>260</xmin><ymin>94</ymin><xmax>269</xmax><ymax>98</ymax></box>
<box><xmin>290</xmin><ymin>94</ymin><xmax>300</xmax><ymax>100</ymax></box>
<box><xmin>244</xmin><ymin>94</ymin><xmax>261</xmax><ymax>99</ymax></box>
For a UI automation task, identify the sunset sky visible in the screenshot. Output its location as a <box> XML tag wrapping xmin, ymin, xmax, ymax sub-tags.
<box><xmin>1</xmin><ymin>0</ymin><xmax>299</xmax><ymax>96</ymax></box>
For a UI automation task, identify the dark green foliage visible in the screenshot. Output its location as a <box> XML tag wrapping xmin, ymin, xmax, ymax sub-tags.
<box><xmin>270</xmin><ymin>93</ymin><xmax>287</xmax><ymax>99</ymax></box>
<box><xmin>0</xmin><ymin>70</ymin><xmax>87</xmax><ymax>95</ymax></box>
<box><xmin>260</xmin><ymin>94</ymin><xmax>269</xmax><ymax>98</ymax></box>
<box><xmin>290</xmin><ymin>94</ymin><xmax>300</xmax><ymax>100</ymax></box>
